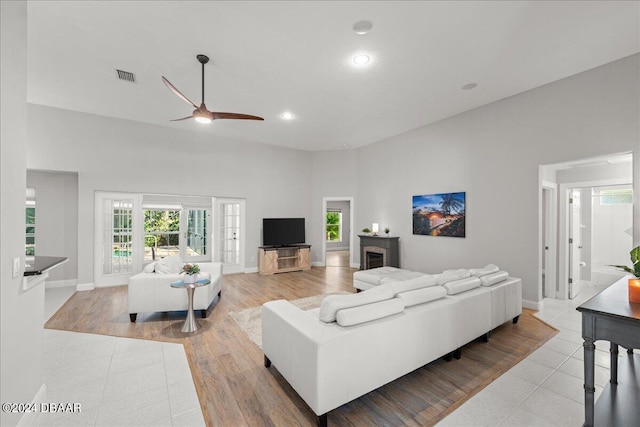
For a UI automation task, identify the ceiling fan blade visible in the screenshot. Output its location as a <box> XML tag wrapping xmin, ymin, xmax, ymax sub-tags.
<box><xmin>212</xmin><ymin>112</ymin><xmax>264</xmax><ymax>121</ymax></box>
<box><xmin>161</xmin><ymin>76</ymin><xmax>199</xmax><ymax>109</ymax></box>
<box><xmin>170</xmin><ymin>116</ymin><xmax>194</xmax><ymax>122</ymax></box>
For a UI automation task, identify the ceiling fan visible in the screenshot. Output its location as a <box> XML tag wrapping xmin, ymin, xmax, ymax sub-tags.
<box><xmin>161</xmin><ymin>54</ymin><xmax>264</xmax><ymax>124</ymax></box>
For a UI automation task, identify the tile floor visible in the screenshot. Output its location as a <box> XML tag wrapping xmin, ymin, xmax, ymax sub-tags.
<box><xmin>37</xmin><ymin>286</ymin><xmax>205</xmax><ymax>427</ymax></box>
<box><xmin>40</xmin><ymin>282</ymin><xmax>616</xmax><ymax>426</ymax></box>
<box><xmin>437</xmin><ymin>282</ymin><xmax>617</xmax><ymax>427</ymax></box>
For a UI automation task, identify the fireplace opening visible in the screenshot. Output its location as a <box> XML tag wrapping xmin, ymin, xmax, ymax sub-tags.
<box><xmin>366</xmin><ymin>252</ymin><xmax>384</xmax><ymax>269</ymax></box>
<box><xmin>363</xmin><ymin>246</ymin><xmax>387</xmax><ymax>270</ymax></box>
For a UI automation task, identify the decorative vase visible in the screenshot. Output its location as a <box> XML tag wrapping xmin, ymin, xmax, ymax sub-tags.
<box><xmin>629</xmin><ymin>278</ymin><xmax>640</xmax><ymax>303</ymax></box>
<box><xmin>183</xmin><ymin>274</ymin><xmax>198</xmax><ymax>284</ymax></box>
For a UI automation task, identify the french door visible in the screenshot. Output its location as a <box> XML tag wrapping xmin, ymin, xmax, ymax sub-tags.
<box><xmin>214</xmin><ymin>198</ymin><xmax>246</xmax><ymax>274</ymax></box>
<box><xmin>94</xmin><ymin>192</ymin><xmax>142</xmax><ymax>287</ymax></box>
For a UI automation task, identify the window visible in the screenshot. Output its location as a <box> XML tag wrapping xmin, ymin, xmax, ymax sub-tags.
<box><xmin>144</xmin><ymin>209</ymin><xmax>181</xmax><ymax>261</ymax></box>
<box><xmin>143</xmin><ymin>205</ymin><xmax>210</xmax><ymax>262</ymax></box>
<box><xmin>26</xmin><ymin>205</ymin><xmax>35</xmax><ymax>256</ymax></box>
<box><xmin>600</xmin><ymin>188</ymin><xmax>633</xmax><ymax>205</ymax></box>
<box><xmin>326</xmin><ymin>211</ymin><xmax>342</xmax><ymax>242</ymax></box>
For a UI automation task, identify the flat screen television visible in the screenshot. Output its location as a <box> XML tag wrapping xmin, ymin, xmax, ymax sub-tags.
<box><xmin>263</xmin><ymin>218</ymin><xmax>305</xmax><ymax>246</ymax></box>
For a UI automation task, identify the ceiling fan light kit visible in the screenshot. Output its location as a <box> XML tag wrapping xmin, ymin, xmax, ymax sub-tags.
<box><xmin>162</xmin><ymin>54</ymin><xmax>264</xmax><ymax>124</ymax></box>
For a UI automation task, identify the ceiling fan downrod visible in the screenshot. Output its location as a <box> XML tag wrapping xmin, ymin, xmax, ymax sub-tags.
<box><xmin>196</xmin><ymin>54</ymin><xmax>209</xmax><ymax>105</ymax></box>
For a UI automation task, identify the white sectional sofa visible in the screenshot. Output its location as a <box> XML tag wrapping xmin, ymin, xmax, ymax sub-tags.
<box><xmin>128</xmin><ymin>256</ymin><xmax>223</xmax><ymax>322</ymax></box>
<box><xmin>262</xmin><ymin>265</ymin><xmax>521</xmax><ymax>426</ymax></box>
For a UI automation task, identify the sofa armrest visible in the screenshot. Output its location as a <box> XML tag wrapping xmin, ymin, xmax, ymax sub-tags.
<box><xmin>262</xmin><ymin>301</ymin><xmax>347</xmax><ymax>415</ymax></box>
<box><xmin>198</xmin><ymin>262</ymin><xmax>222</xmax><ymax>282</ymax></box>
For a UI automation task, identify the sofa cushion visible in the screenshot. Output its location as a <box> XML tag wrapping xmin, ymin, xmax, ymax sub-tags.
<box><xmin>336</xmin><ymin>298</ymin><xmax>404</xmax><ymax>327</ymax></box>
<box><xmin>390</xmin><ymin>275</ymin><xmax>437</xmax><ymax>295</ymax></box>
<box><xmin>397</xmin><ymin>286</ymin><xmax>447</xmax><ymax>307</ymax></box>
<box><xmin>154</xmin><ymin>256</ymin><xmax>183</xmax><ymax>274</ymax></box>
<box><xmin>379</xmin><ymin>270</ymin><xmax>428</xmax><ymax>284</ymax></box>
<box><xmin>470</xmin><ymin>264</ymin><xmax>500</xmax><ymax>277</ymax></box>
<box><xmin>443</xmin><ymin>276</ymin><xmax>482</xmax><ymax>295</ymax></box>
<box><xmin>143</xmin><ymin>262</ymin><xmax>156</xmax><ymax>273</ymax></box>
<box><xmin>353</xmin><ymin>267</ymin><xmax>405</xmax><ymax>285</ymax></box>
<box><xmin>436</xmin><ymin>269</ymin><xmax>471</xmax><ymax>285</ymax></box>
<box><xmin>480</xmin><ymin>271</ymin><xmax>509</xmax><ymax>287</ymax></box>
<box><xmin>319</xmin><ymin>284</ymin><xmax>394</xmax><ymax>323</ymax></box>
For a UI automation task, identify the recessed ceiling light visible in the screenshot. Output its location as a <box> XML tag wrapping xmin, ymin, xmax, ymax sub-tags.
<box><xmin>353</xmin><ymin>20</ymin><xmax>373</xmax><ymax>35</ymax></box>
<box><xmin>462</xmin><ymin>83</ymin><xmax>478</xmax><ymax>90</ymax></box>
<box><xmin>280</xmin><ymin>111</ymin><xmax>295</xmax><ymax>120</ymax></box>
<box><xmin>353</xmin><ymin>54</ymin><xmax>370</xmax><ymax>65</ymax></box>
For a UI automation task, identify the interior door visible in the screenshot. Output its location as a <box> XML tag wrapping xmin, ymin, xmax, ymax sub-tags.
<box><xmin>569</xmin><ymin>189</ymin><xmax>582</xmax><ymax>299</ymax></box>
<box><xmin>214</xmin><ymin>198</ymin><xmax>245</xmax><ymax>274</ymax></box>
<box><xmin>542</xmin><ymin>188</ymin><xmax>550</xmax><ymax>298</ymax></box>
<box><xmin>94</xmin><ymin>191</ymin><xmax>142</xmax><ymax>287</ymax></box>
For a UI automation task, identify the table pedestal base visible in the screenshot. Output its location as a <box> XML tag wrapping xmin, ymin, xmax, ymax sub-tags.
<box><xmin>181</xmin><ymin>286</ymin><xmax>200</xmax><ymax>333</ymax></box>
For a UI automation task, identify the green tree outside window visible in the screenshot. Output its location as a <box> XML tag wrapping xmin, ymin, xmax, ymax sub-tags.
<box><xmin>326</xmin><ymin>212</ymin><xmax>341</xmax><ymax>242</ymax></box>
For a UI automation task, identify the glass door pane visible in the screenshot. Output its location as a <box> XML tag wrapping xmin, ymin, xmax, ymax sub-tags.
<box><xmin>220</xmin><ymin>203</ymin><xmax>240</xmax><ymax>265</ymax></box>
<box><xmin>103</xmin><ymin>199</ymin><xmax>134</xmax><ymax>275</ymax></box>
<box><xmin>186</xmin><ymin>208</ymin><xmax>209</xmax><ymax>260</ymax></box>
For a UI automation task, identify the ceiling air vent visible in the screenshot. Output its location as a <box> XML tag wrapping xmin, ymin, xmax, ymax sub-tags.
<box><xmin>115</xmin><ymin>69</ymin><xmax>136</xmax><ymax>83</ymax></box>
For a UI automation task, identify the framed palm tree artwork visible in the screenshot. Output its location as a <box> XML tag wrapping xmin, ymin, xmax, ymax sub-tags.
<box><xmin>412</xmin><ymin>192</ymin><xmax>465</xmax><ymax>237</ymax></box>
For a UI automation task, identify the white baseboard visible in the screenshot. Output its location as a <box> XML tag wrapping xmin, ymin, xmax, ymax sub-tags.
<box><xmin>17</xmin><ymin>383</ymin><xmax>46</xmax><ymax>427</ymax></box>
<box><xmin>94</xmin><ymin>283</ymin><xmax>128</xmax><ymax>289</ymax></box>
<box><xmin>244</xmin><ymin>267</ymin><xmax>258</xmax><ymax>274</ymax></box>
<box><xmin>350</xmin><ymin>262</ymin><xmax>360</xmax><ymax>269</ymax></box>
<box><xmin>522</xmin><ymin>299</ymin><xmax>542</xmax><ymax>311</ymax></box>
<box><xmin>76</xmin><ymin>282</ymin><xmax>95</xmax><ymax>291</ymax></box>
<box><xmin>46</xmin><ymin>279</ymin><xmax>77</xmax><ymax>289</ymax></box>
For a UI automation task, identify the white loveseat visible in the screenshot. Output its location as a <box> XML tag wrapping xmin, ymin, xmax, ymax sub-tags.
<box><xmin>262</xmin><ymin>265</ymin><xmax>521</xmax><ymax>426</ymax></box>
<box><xmin>128</xmin><ymin>256</ymin><xmax>223</xmax><ymax>322</ymax></box>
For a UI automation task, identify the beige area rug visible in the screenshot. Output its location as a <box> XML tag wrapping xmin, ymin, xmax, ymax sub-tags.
<box><xmin>229</xmin><ymin>292</ymin><xmax>350</xmax><ymax>349</ymax></box>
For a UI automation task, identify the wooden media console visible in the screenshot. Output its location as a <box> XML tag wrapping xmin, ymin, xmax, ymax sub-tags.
<box><xmin>258</xmin><ymin>245</ymin><xmax>311</xmax><ymax>275</ymax></box>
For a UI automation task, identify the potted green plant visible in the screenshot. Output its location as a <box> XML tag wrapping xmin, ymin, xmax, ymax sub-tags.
<box><xmin>361</xmin><ymin>227</ymin><xmax>371</xmax><ymax>235</ymax></box>
<box><xmin>384</xmin><ymin>227</ymin><xmax>390</xmax><ymax>236</ymax></box>
<box><xmin>180</xmin><ymin>263</ymin><xmax>201</xmax><ymax>284</ymax></box>
<box><xmin>609</xmin><ymin>246</ymin><xmax>640</xmax><ymax>303</ymax></box>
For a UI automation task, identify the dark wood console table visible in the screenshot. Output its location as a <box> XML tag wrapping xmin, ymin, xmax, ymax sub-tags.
<box><xmin>576</xmin><ymin>277</ymin><xmax>640</xmax><ymax>427</ymax></box>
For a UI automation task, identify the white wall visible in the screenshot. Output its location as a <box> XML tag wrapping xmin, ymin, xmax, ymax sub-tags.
<box><xmin>1</xmin><ymin>2</ymin><xmax>45</xmax><ymax>426</ymax></box>
<box><xmin>26</xmin><ymin>105</ymin><xmax>313</xmax><ymax>285</ymax></box>
<box><xmin>26</xmin><ymin>171</ymin><xmax>78</xmax><ymax>282</ymax></box>
<box><xmin>353</xmin><ymin>54</ymin><xmax>639</xmax><ymax>304</ymax></box>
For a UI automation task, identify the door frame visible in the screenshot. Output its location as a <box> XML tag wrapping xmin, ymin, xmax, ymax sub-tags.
<box><xmin>321</xmin><ymin>196</ymin><xmax>355</xmax><ymax>268</ymax></box>
<box><xmin>568</xmin><ymin>188</ymin><xmax>583</xmax><ymax>299</ymax></box>
<box><xmin>558</xmin><ymin>177</ymin><xmax>631</xmax><ymax>299</ymax></box>
<box><xmin>213</xmin><ymin>197</ymin><xmax>246</xmax><ymax>274</ymax></box>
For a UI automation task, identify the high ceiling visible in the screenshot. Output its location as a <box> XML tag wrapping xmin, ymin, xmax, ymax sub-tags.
<box><xmin>26</xmin><ymin>1</ymin><xmax>640</xmax><ymax>151</ymax></box>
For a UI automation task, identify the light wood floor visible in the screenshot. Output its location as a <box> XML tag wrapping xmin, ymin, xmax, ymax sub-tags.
<box><xmin>46</xmin><ymin>267</ymin><xmax>556</xmax><ymax>427</ymax></box>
